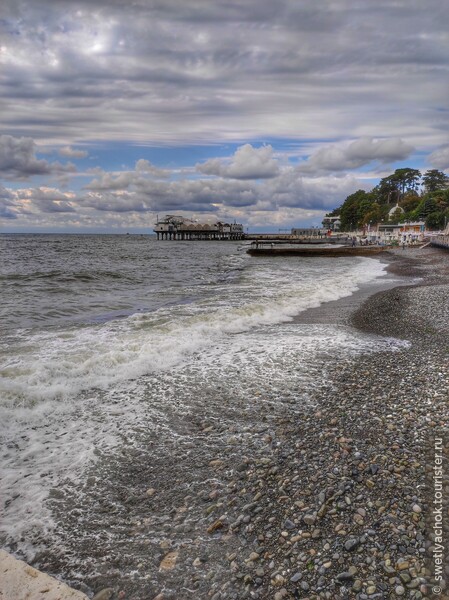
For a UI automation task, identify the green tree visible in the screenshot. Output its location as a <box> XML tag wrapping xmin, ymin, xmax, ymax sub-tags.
<box><xmin>373</xmin><ymin>178</ymin><xmax>399</xmax><ymax>205</ymax></box>
<box><xmin>393</xmin><ymin>168</ymin><xmax>421</xmax><ymax>196</ymax></box>
<box><xmin>429</xmin><ymin>189</ymin><xmax>449</xmax><ymax>211</ymax></box>
<box><xmin>333</xmin><ymin>168</ymin><xmax>448</xmax><ymax>231</ymax></box>
<box><xmin>415</xmin><ymin>196</ymin><xmax>438</xmax><ymax>220</ymax></box>
<box><xmin>339</xmin><ymin>190</ymin><xmax>375</xmax><ymax>230</ymax></box>
<box><xmin>422</xmin><ymin>169</ymin><xmax>449</xmax><ymax>193</ymax></box>
<box><xmin>400</xmin><ymin>192</ymin><xmax>421</xmax><ymax>214</ymax></box>
<box><xmin>374</xmin><ymin>168</ymin><xmax>421</xmax><ymax>204</ymax></box>
<box><xmin>362</xmin><ymin>202</ymin><xmax>382</xmax><ymax>226</ymax></box>
<box><xmin>425</xmin><ymin>211</ymin><xmax>445</xmax><ymax>230</ymax></box>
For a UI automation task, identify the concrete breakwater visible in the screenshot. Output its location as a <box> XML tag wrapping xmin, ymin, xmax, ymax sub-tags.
<box><xmin>0</xmin><ymin>550</ymin><xmax>88</xmax><ymax>600</ymax></box>
<box><xmin>247</xmin><ymin>246</ymin><xmax>387</xmax><ymax>257</ymax></box>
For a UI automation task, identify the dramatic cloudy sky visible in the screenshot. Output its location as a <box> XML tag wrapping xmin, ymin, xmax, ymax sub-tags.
<box><xmin>1</xmin><ymin>0</ymin><xmax>448</xmax><ymax>232</ymax></box>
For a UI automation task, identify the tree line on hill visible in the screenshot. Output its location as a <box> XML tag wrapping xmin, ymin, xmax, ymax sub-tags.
<box><xmin>327</xmin><ymin>168</ymin><xmax>449</xmax><ymax>231</ymax></box>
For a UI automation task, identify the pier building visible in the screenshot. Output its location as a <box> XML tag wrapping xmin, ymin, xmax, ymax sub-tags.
<box><xmin>154</xmin><ymin>215</ymin><xmax>244</xmax><ymax>240</ymax></box>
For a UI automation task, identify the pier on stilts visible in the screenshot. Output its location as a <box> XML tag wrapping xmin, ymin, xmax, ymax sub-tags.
<box><xmin>153</xmin><ymin>215</ymin><xmax>244</xmax><ymax>240</ymax></box>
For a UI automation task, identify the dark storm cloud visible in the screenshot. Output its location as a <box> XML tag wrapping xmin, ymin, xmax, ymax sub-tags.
<box><xmin>1</xmin><ymin>0</ymin><xmax>448</xmax><ymax>147</ymax></box>
<box><xmin>0</xmin><ymin>135</ymin><xmax>76</xmax><ymax>180</ymax></box>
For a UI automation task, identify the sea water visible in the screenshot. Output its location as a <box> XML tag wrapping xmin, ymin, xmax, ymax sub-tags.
<box><xmin>0</xmin><ymin>234</ymin><xmax>407</xmax><ymax>579</ymax></box>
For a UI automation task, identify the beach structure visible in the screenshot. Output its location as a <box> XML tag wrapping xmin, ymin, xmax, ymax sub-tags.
<box><xmin>247</xmin><ymin>244</ymin><xmax>386</xmax><ymax>256</ymax></box>
<box><xmin>388</xmin><ymin>203</ymin><xmax>405</xmax><ymax>220</ymax></box>
<box><xmin>322</xmin><ymin>216</ymin><xmax>341</xmax><ymax>231</ymax></box>
<box><xmin>429</xmin><ymin>222</ymin><xmax>449</xmax><ymax>250</ymax></box>
<box><xmin>377</xmin><ymin>221</ymin><xmax>425</xmax><ymax>243</ymax></box>
<box><xmin>153</xmin><ymin>215</ymin><xmax>244</xmax><ymax>240</ymax></box>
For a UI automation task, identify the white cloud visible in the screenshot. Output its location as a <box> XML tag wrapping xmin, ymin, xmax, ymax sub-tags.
<box><xmin>58</xmin><ymin>146</ymin><xmax>88</xmax><ymax>159</ymax></box>
<box><xmin>197</xmin><ymin>144</ymin><xmax>280</xmax><ymax>179</ymax></box>
<box><xmin>1</xmin><ymin>165</ymin><xmax>366</xmax><ymax>231</ymax></box>
<box><xmin>299</xmin><ymin>137</ymin><xmax>414</xmax><ymax>174</ymax></box>
<box><xmin>85</xmin><ymin>160</ymin><xmax>169</xmax><ymax>191</ymax></box>
<box><xmin>428</xmin><ymin>146</ymin><xmax>449</xmax><ymax>171</ymax></box>
<box><xmin>134</xmin><ymin>159</ymin><xmax>169</xmax><ymax>177</ymax></box>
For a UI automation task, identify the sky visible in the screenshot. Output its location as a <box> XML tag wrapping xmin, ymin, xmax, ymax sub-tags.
<box><xmin>1</xmin><ymin>0</ymin><xmax>448</xmax><ymax>233</ymax></box>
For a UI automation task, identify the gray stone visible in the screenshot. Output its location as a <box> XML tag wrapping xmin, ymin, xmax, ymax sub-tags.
<box><xmin>344</xmin><ymin>538</ymin><xmax>360</xmax><ymax>552</ymax></box>
<box><xmin>303</xmin><ymin>513</ymin><xmax>317</xmax><ymax>526</ymax></box>
<box><xmin>336</xmin><ymin>571</ymin><xmax>354</xmax><ymax>582</ymax></box>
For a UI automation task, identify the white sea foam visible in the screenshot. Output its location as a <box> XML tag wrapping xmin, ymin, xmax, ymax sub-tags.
<box><xmin>0</xmin><ymin>257</ymin><xmax>387</xmax><ymax>405</ymax></box>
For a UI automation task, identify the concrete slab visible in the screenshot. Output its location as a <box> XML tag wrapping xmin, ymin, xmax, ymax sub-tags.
<box><xmin>0</xmin><ymin>550</ymin><xmax>88</xmax><ymax>600</ymax></box>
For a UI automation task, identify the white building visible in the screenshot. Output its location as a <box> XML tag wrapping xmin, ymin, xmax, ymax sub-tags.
<box><xmin>388</xmin><ymin>203</ymin><xmax>405</xmax><ymax>221</ymax></box>
<box><xmin>322</xmin><ymin>216</ymin><xmax>341</xmax><ymax>231</ymax></box>
<box><xmin>377</xmin><ymin>221</ymin><xmax>425</xmax><ymax>242</ymax></box>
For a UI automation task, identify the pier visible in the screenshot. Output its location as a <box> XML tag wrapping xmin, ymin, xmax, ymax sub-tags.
<box><xmin>154</xmin><ymin>215</ymin><xmax>244</xmax><ymax>240</ymax></box>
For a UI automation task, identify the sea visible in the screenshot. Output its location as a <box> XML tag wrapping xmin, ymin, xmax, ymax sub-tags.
<box><xmin>0</xmin><ymin>234</ymin><xmax>409</xmax><ymax>593</ymax></box>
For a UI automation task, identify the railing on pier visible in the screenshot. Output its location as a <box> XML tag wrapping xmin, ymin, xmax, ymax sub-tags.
<box><xmin>430</xmin><ymin>235</ymin><xmax>449</xmax><ymax>250</ymax></box>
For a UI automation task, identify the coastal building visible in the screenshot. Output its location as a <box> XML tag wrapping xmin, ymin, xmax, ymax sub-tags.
<box><xmin>154</xmin><ymin>215</ymin><xmax>244</xmax><ymax>240</ymax></box>
<box><xmin>322</xmin><ymin>216</ymin><xmax>341</xmax><ymax>231</ymax></box>
<box><xmin>377</xmin><ymin>221</ymin><xmax>425</xmax><ymax>242</ymax></box>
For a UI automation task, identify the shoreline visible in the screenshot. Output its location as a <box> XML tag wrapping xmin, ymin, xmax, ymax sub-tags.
<box><xmin>2</xmin><ymin>247</ymin><xmax>448</xmax><ymax>600</ymax></box>
<box><xmin>294</xmin><ymin>247</ymin><xmax>438</xmax><ymax>329</ymax></box>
